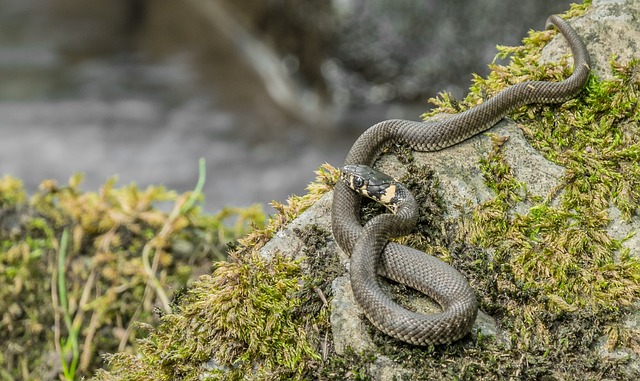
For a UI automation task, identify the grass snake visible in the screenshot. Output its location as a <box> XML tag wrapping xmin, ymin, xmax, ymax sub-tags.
<box><xmin>331</xmin><ymin>15</ymin><xmax>591</xmax><ymax>345</ymax></box>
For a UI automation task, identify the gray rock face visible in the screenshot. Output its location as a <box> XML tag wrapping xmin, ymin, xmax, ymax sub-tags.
<box><xmin>260</xmin><ymin>1</ymin><xmax>640</xmax><ymax>379</ymax></box>
<box><xmin>568</xmin><ymin>0</ymin><xmax>640</xmax><ymax>81</ymax></box>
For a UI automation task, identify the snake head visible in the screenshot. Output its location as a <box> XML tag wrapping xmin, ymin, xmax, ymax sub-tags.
<box><xmin>340</xmin><ymin>164</ymin><xmax>403</xmax><ymax>211</ymax></box>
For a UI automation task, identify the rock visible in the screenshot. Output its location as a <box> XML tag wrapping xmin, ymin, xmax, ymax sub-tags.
<box><xmin>258</xmin><ymin>1</ymin><xmax>640</xmax><ymax>379</ymax></box>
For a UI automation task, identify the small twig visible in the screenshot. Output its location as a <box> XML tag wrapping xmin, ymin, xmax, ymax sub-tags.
<box><xmin>75</xmin><ymin>269</ymin><xmax>96</xmax><ymax>373</ymax></box>
<box><xmin>314</xmin><ymin>286</ymin><xmax>328</xmax><ymax>308</ymax></box>
<box><xmin>322</xmin><ymin>331</ymin><xmax>329</xmax><ymax>362</ymax></box>
<box><xmin>80</xmin><ymin>308</ymin><xmax>101</xmax><ymax>372</ymax></box>
<box><xmin>119</xmin><ymin>304</ymin><xmax>142</xmax><ymax>352</ymax></box>
<box><xmin>141</xmin><ymin>239</ymin><xmax>172</xmax><ymax>314</ymax></box>
<box><xmin>140</xmin><ymin>158</ymin><xmax>207</xmax><ymax>314</ymax></box>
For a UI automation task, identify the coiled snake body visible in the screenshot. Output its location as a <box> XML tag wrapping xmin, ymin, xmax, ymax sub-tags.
<box><xmin>332</xmin><ymin>15</ymin><xmax>591</xmax><ymax>345</ymax></box>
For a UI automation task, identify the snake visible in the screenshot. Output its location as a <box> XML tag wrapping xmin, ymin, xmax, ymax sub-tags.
<box><xmin>331</xmin><ymin>15</ymin><xmax>591</xmax><ymax>346</ymax></box>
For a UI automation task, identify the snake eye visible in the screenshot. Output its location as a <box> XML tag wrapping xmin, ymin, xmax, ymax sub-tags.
<box><xmin>353</xmin><ymin>176</ymin><xmax>364</xmax><ymax>189</ymax></box>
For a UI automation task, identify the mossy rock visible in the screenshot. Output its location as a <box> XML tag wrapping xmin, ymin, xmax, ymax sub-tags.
<box><xmin>88</xmin><ymin>1</ymin><xmax>640</xmax><ymax>380</ymax></box>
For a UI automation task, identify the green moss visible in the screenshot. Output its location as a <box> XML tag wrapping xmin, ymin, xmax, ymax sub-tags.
<box><xmin>91</xmin><ymin>164</ymin><xmax>340</xmax><ymax>380</ymax></box>
<box><xmin>142</xmin><ymin>251</ymin><xmax>313</xmax><ymax>381</ymax></box>
<box><xmin>0</xmin><ymin>169</ymin><xmax>264</xmax><ymax>380</ymax></box>
<box><xmin>0</xmin><ymin>175</ymin><xmax>26</xmax><ymax>206</ymax></box>
<box><xmin>466</xmin><ymin>20</ymin><xmax>640</xmax><ymax>318</ymax></box>
<box><xmin>293</xmin><ymin>223</ymin><xmax>341</xmax><ymax>330</ymax></box>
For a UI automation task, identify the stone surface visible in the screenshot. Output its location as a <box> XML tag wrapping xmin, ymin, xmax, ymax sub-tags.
<box><xmin>543</xmin><ymin>0</ymin><xmax>640</xmax><ymax>81</ymax></box>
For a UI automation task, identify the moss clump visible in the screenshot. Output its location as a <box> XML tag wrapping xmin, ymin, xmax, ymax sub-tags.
<box><xmin>0</xmin><ymin>170</ymin><xmax>264</xmax><ymax>380</ymax></box>
<box><xmin>101</xmin><ymin>250</ymin><xmax>314</xmax><ymax>381</ymax></box>
<box><xmin>92</xmin><ymin>164</ymin><xmax>340</xmax><ymax>380</ymax></box>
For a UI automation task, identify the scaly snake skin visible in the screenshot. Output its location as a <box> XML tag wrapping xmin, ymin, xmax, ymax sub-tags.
<box><xmin>331</xmin><ymin>15</ymin><xmax>591</xmax><ymax>345</ymax></box>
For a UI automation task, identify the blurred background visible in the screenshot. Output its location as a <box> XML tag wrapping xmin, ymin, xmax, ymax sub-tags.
<box><xmin>0</xmin><ymin>0</ymin><xmax>574</xmax><ymax>213</ymax></box>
